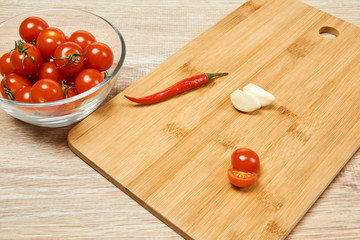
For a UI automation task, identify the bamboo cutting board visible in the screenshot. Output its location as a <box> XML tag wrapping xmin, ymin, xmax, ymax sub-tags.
<box><xmin>68</xmin><ymin>0</ymin><xmax>360</xmax><ymax>239</ymax></box>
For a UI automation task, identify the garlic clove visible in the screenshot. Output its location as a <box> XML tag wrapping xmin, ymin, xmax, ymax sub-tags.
<box><xmin>230</xmin><ymin>89</ymin><xmax>261</xmax><ymax>113</ymax></box>
<box><xmin>243</xmin><ymin>83</ymin><xmax>275</xmax><ymax>106</ymax></box>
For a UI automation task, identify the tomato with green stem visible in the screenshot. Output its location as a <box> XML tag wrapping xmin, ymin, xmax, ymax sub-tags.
<box><xmin>0</xmin><ymin>73</ymin><xmax>31</xmax><ymax>100</ymax></box>
<box><xmin>62</xmin><ymin>81</ymin><xmax>79</xmax><ymax>99</ymax></box>
<box><xmin>10</xmin><ymin>41</ymin><xmax>42</xmax><ymax>76</ymax></box>
<box><xmin>52</xmin><ymin>81</ymin><xmax>80</xmax><ymax>116</ymax></box>
<box><xmin>75</xmin><ymin>68</ymin><xmax>104</xmax><ymax>93</ymax></box>
<box><xmin>19</xmin><ymin>16</ymin><xmax>49</xmax><ymax>42</ymax></box>
<box><xmin>69</xmin><ymin>30</ymin><xmax>96</xmax><ymax>51</ymax></box>
<box><xmin>227</xmin><ymin>148</ymin><xmax>260</xmax><ymax>188</ymax></box>
<box><xmin>36</xmin><ymin>27</ymin><xmax>67</xmax><ymax>60</ymax></box>
<box><xmin>53</xmin><ymin>42</ymin><xmax>85</xmax><ymax>77</ymax></box>
<box><xmin>85</xmin><ymin>42</ymin><xmax>113</xmax><ymax>71</ymax></box>
<box><xmin>0</xmin><ymin>52</ymin><xmax>13</xmax><ymax>76</ymax></box>
<box><xmin>64</xmin><ymin>87</ymin><xmax>78</xmax><ymax>98</ymax></box>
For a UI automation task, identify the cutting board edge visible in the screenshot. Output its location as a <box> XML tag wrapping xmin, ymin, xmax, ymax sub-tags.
<box><xmin>284</xmin><ymin>143</ymin><xmax>360</xmax><ymax>238</ymax></box>
<box><xmin>67</xmin><ymin>142</ymin><xmax>194</xmax><ymax>240</ymax></box>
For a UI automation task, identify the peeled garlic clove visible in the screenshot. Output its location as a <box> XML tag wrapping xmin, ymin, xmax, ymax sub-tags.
<box><xmin>243</xmin><ymin>83</ymin><xmax>275</xmax><ymax>106</ymax></box>
<box><xmin>230</xmin><ymin>89</ymin><xmax>261</xmax><ymax>112</ymax></box>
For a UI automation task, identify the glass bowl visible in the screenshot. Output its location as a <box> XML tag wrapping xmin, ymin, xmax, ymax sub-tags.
<box><xmin>0</xmin><ymin>9</ymin><xmax>126</xmax><ymax>127</ymax></box>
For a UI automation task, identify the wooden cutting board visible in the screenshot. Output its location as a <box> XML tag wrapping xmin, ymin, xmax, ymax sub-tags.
<box><xmin>68</xmin><ymin>0</ymin><xmax>360</xmax><ymax>239</ymax></box>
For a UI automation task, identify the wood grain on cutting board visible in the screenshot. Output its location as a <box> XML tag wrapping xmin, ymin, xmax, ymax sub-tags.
<box><xmin>68</xmin><ymin>0</ymin><xmax>360</xmax><ymax>239</ymax></box>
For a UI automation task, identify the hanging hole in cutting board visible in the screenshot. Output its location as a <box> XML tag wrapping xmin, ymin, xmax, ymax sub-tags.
<box><xmin>319</xmin><ymin>26</ymin><xmax>339</xmax><ymax>38</ymax></box>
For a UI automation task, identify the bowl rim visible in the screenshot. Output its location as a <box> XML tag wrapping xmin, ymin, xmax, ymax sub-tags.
<box><xmin>0</xmin><ymin>8</ymin><xmax>126</xmax><ymax>107</ymax></box>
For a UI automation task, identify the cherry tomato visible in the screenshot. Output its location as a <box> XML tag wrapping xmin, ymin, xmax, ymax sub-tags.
<box><xmin>62</xmin><ymin>76</ymin><xmax>76</xmax><ymax>87</ymax></box>
<box><xmin>38</xmin><ymin>62</ymin><xmax>63</xmax><ymax>83</ymax></box>
<box><xmin>227</xmin><ymin>169</ymin><xmax>258</xmax><ymax>188</ymax></box>
<box><xmin>14</xmin><ymin>86</ymin><xmax>32</xmax><ymax>102</ymax></box>
<box><xmin>14</xmin><ymin>86</ymin><xmax>34</xmax><ymax>114</ymax></box>
<box><xmin>231</xmin><ymin>148</ymin><xmax>260</xmax><ymax>173</ymax></box>
<box><xmin>75</xmin><ymin>68</ymin><xmax>104</xmax><ymax>93</ymax></box>
<box><xmin>0</xmin><ymin>73</ymin><xmax>31</xmax><ymax>100</ymax></box>
<box><xmin>69</xmin><ymin>30</ymin><xmax>96</xmax><ymax>51</ymax></box>
<box><xmin>10</xmin><ymin>42</ymin><xmax>42</xmax><ymax>76</ymax></box>
<box><xmin>62</xmin><ymin>80</ymin><xmax>79</xmax><ymax>98</ymax></box>
<box><xmin>19</xmin><ymin>16</ymin><xmax>49</xmax><ymax>42</ymax></box>
<box><xmin>85</xmin><ymin>42</ymin><xmax>113</xmax><ymax>71</ymax></box>
<box><xmin>63</xmin><ymin>86</ymin><xmax>79</xmax><ymax>112</ymax></box>
<box><xmin>228</xmin><ymin>148</ymin><xmax>260</xmax><ymax>188</ymax></box>
<box><xmin>51</xmin><ymin>82</ymin><xmax>80</xmax><ymax>116</ymax></box>
<box><xmin>0</xmin><ymin>52</ymin><xmax>13</xmax><ymax>76</ymax></box>
<box><xmin>53</xmin><ymin>42</ymin><xmax>84</xmax><ymax>77</ymax></box>
<box><xmin>30</xmin><ymin>79</ymin><xmax>64</xmax><ymax>103</ymax></box>
<box><xmin>28</xmin><ymin>72</ymin><xmax>39</xmax><ymax>85</ymax></box>
<box><xmin>64</xmin><ymin>86</ymin><xmax>79</xmax><ymax>98</ymax></box>
<box><xmin>36</xmin><ymin>27</ymin><xmax>67</xmax><ymax>60</ymax></box>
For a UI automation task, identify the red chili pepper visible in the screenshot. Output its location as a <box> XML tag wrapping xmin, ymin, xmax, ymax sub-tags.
<box><xmin>125</xmin><ymin>72</ymin><xmax>228</xmax><ymax>104</ymax></box>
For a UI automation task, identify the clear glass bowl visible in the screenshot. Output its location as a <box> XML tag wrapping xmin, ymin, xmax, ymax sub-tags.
<box><xmin>0</xmin><ymin>9</ymin><xmax>126</xmax><ymax>127</ymax></box>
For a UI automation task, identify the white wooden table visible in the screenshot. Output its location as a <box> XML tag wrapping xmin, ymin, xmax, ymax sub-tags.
<box><xmin>0</xmin><ymin>1</ymin><xmax>359</xmax><ymax>239</ymax></box>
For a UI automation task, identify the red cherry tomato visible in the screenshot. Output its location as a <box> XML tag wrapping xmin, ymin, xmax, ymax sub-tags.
<box><xmin>52</xmin><ymin>82</ymin><xmax>80</xmax><ymax>116</ymax></box>
<box><xmin>228</xmin><ymin>148</ymin><xmax>260</xmax><ymax>188</ymax></box>
<box><xmin>85</xmin><ymin>42</ymin><xmax>113</xmax><ymax>71</ymax></box>
<box><xmin>10</xmin><ymin>42</ymin><xmax>42</xmax><ymax>76</ymax></box>
<box><xmin>231</xmin><ymin>148</ymin><xmax>260</xmax><ymax>173</ymax></box>
<box><xmin>19</xmin><ymin>16</ymin><xmax>49</xmax><ymax>42</ymax></box>
<box><xmin>0</xmin><ymin>73</ymin><xmax>31</xmax><ymax>100</ymax></box>
<box><xmin>30</xmin><ymin>79</ymin><xmax>64</xmax><ymax>103</ymax></box>
<box><xmin>227</xmin><ymin>169</ymin><xmax>258</xmax><ymax>188</ymax></box>
<box><xmin>62</xmin><ymin>80</ymin><xmax>79</xmax><ymax>99</ymax></box>
<box><xmin>28</xmin><ymin>72</ymin><xmax>39</xmax><ymax>85</ymax></box>
<box><xmin>53</xmin><ymin>42</ymin><xmax>84</xmax><ymax>77</ymax></box>
<box><xmin>14</xmin><ymin>86</ymin><xmax>32</xmax><ymax>102</ymax></box>
<box><xmin>64</xmin><ymin>87</ymin><xmax>79</xmax><ymax>98</ymax></box>
<box><xmin>38</xmin><ymin>62</ymin><xmax>63</xmax><ymax>84</ymax></box>
<box><xmin>0</xmin><ymin>52</ymin><xmax>13</xmax><ymax>76</ymax></box>
<box><xmin>36</xmin><ymin>27</ymin><xmax>67</xmax><ymax>60</ymax></box>
<box><xmin>69</xmin><ymin>30</ymin><xmax>96</xmax><ymax>51</ymax></box>
<box><xmin>62</xmin><ymin>77</ymin><xmax>75</xmax><ymax>87</ymax></box>
<box><xmin>75</xmin><ymin>68</ymin><xmax>104</xmax><ymax>93</ymax></box>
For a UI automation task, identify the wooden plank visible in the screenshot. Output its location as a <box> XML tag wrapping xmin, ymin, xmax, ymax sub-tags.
<box><xmin>68</xmin><ymin>0</ymin><xmax>360</xmax><ymax>239</ymax></box>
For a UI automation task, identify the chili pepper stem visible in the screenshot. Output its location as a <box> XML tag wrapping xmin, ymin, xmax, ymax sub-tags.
<box><xmin>205</xmin><ymin>72</ymin><xmax>228</xmax><ymax>80</ymax></box>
